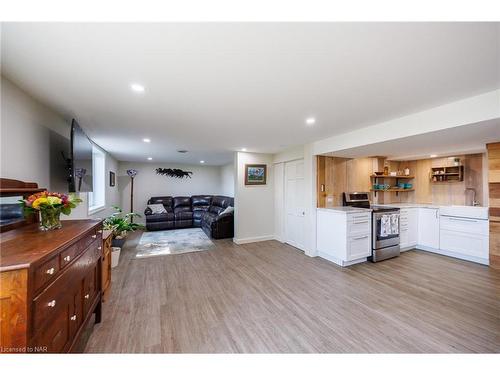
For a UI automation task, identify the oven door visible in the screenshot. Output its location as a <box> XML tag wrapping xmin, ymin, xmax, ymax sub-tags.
<box><xmin>372</xmin><ymin>212</ymin><xmax>400</xmax><ymax>249</ymax></box>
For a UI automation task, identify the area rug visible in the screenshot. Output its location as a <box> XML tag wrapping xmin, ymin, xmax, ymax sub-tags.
<box><xmin>135</xmin><ymin>228</ymin><xmax>216</xmax><ymax>259</ymax></box>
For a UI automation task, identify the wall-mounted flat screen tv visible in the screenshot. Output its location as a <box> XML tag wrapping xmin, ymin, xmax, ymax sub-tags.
<box><xmin>69</xmin><ymin>119</ymin><xmax>93</xmax><ymax>192</ymax></box>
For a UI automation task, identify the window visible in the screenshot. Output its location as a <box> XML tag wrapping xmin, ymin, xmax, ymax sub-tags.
<box><xmin>88</xmin><ymin>145</ymin><xmax>105</xmax><ymax>213</ymax></box>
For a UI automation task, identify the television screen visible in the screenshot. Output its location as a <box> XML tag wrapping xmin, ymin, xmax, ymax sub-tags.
<box><xmin>70</xmin><ymin>119</ymin><xmax>93</xmax><ymax>192</ymax></box>
<box><xmin>49</xmin><ymin>130</ymin><xmax>71</xmax><ymax>193</ymax></box>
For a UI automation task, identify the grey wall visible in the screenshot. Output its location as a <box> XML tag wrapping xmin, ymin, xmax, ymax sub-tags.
<box><xmin>0</xmin><ymin>76</ymin><xmax>120</xmax><ymax>219</ymax></box>
<box><xmin>118</xmin><ymin>161</ymin><xmax>231</xmax><ymax>224</ymax></box>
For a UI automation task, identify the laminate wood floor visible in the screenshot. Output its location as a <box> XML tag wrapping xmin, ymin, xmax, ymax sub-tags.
<box><xmin>84</xmin><ymin>231</ymin><xmax>500</xmax><ymax>353</ymax></box>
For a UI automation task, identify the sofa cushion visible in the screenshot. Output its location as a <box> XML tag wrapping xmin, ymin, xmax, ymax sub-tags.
<box><xmin>147</xmin><ymin>203</ymin><xmax>167</xmax><ymax>214</ymax></box>
<box><xmin>148</xmin><ymin>196</ymin><xmax>174</xmax><ymax>212</ymax></box>
<box><xmin>146</xmin><ymin>212</ymin><xmax>174</xmax><ymax>223</ymax></box>
<box><xmin>219</xmin><ymin>206</ymin><xmax>234</xmax><ymax>216</ymax></box>
<box><xmin>175</xmin><ymin>211</ymin><xmax>193</xmax><ymax>221</ymax></box>
<box><xmin>173</xmin><ymin>196</ymin><xmax>191</xmax><ymax>209</ymax></box>
<box><xmin>201</xmin><ymin>211</ymin><xmax>218</xmax><ymax>227</ymax></box>
<box><xmin>191</xmin><ymin>195</ymin><xmax>212</xmax><ymax>207</ymax></box>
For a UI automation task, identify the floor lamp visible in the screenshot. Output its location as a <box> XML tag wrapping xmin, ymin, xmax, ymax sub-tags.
<box><xmin>126</xmin><ymin>169</ymin><xmax>138</xmax><ymax>223</ymax></box>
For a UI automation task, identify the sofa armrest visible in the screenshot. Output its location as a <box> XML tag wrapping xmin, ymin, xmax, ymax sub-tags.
<box><xmin>144</xmin><ymin>207</ymin><xmax>152</xmax><ymax>215</ymax></box>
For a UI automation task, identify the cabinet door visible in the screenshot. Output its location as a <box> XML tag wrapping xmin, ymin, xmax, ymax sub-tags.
<box><xmin>407</xmin><ymin>209</ymin><xmax>418</xmax><ymax>247</ymax></box>
<box><xmin>418</xmin><ymin>208</ymin><xmax>439</xmax><ymax>249</ymax></box>
<box><xmin>33</xmin><ymin>303</ymin><xmax>70</xmax><ymax>353</ymax></box>
<box><xmin>69</xmin><ymin>279</ymin><xmax>84</xmax><ymax>339</ymax></box>
<box><xmin>83</xmin><ymin>262</ymin><xmax>99</xmax><ymax>315</ymax></box>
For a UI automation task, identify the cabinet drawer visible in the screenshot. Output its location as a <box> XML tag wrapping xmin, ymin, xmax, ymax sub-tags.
<box><xmin>440</xmin><ymin>216</ymin><xmax>488</xmax><ymax>235</ymax></box>
<box><xmin>347</xmin><ymin>218</ymin><xmax>371</xmax><ymax>237</ymax></box>
<box><xmin>59</xmin><ymin>243</ymin><xmax>80</xmax><ymax>269</ymax></box>
<box><xmin>34</xmin><ymin>256</ymin><xmax>60</xmax><ymax>291</ymax></box>
<box><xmin>440</xmin><ymin>229</ymin><xmax>489</xmax><ymax>259</ymax></box>
<box><xmin>347</xmin><ymin>234</ymin><xmax>371</xmax><ymax>260</ymax></box>
<box><xmin>79</xmin><ymin>228</ymin><xmax>102</xmax><ymax>252</ymax></box>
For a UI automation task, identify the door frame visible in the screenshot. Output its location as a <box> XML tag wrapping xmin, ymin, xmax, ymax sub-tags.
<box><xmin>284</xmin><ymin>158</ymin><xmax>306</xmax><ymax>251</ymax></box>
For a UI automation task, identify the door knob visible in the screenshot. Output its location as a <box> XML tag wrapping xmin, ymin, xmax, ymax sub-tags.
<box><xmin>70</xmin><ymin>315</ymin><xmax>77</xmax><ymax>321</ymax></box>
<box><xmin>47</xmin><ymin>300</ymin><xmax>56</xmax><ymax>307</ymax></box>
<box><xmin>84</xmin><ymin>294</ymin><xmax>90</xmax><ymax>299</ymax></box>
<box><xmin>46</xmin><ymin>267</ymin><xmax>55</xmax><ymax>275</ymax></box>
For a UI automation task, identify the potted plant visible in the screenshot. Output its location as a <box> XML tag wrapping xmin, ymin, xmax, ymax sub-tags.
<box><xmin>103</xmin><ymin>206</ymin><xmax>144</xmax><ymax>247</ymax></box>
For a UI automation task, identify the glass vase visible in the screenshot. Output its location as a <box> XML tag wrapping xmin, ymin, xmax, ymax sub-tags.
<box><xmin>40</xmin><ymin>207</ymin><xmax>63</xmax><ymax>231</ymax></box>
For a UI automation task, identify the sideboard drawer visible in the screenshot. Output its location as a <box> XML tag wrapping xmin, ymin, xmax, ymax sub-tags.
<box><xmin>34</xmin><ymin>256</ymin><xmax>60</xmax><ymax>291</ymax></box>
<box><xmin>79</xmin><ymin>228</ymin><xmax>101</xmax><ymax>252</ymax></box>
<box><xmin>60</xmin><ymin>242</ymin><xmax>80</xmax><ymax>269</ymax></box>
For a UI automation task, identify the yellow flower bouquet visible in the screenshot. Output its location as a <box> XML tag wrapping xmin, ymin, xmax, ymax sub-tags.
<box><xmin>20</xmin><ymin>191</ymin><xmax>82</xmax><ymax>230</ymax></box>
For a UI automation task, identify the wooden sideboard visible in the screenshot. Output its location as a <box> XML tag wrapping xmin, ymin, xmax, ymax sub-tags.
<box><xmin>0</xmin><ymin>220</ymin><xmax>103</xmax><ymax>353</ymax></box>
<box><xmin>101</xmin><ymin>229</ymin><xmax>113</xmax><ymax>302</ymax></box>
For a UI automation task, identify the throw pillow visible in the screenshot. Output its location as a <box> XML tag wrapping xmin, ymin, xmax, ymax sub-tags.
<box><xmin>219</xmin><ymin>206</ymin><xmax>234</xmax><ymax>216</ymax></box>
<box><xmin>148</xmin><ymin>203</ymin><xmax>167</xmax><ymax>214</ymax></box>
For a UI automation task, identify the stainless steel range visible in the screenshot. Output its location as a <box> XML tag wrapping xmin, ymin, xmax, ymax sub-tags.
<box><xmin>343</xmin><ymin>192</ymin><xmax>400</xmax><ymax>262</ymax></box>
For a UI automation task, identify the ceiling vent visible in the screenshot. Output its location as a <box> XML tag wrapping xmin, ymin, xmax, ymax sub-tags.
<box><xmin>177</xmin><ymin>150</ymin><xmax>188</xmax><ymax>153</ymax></box>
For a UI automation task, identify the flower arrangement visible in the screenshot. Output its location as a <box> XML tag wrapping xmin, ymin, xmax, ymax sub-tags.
<box><xmin>20</xmin><ymin>191</ymin><xmax>82</xmax><ymax>230</ymax></box>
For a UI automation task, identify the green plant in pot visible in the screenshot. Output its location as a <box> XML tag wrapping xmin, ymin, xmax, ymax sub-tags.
<box><xmin>103</xmin><ymin>206</ymin><xmax>144</xmax><ymax>247</ymax></box>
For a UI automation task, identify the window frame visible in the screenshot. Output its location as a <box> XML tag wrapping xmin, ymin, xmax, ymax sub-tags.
<box><xmin>88</xmin><ymin>145</ymin><xmax>106</xmax><ymax>215</ymax></box>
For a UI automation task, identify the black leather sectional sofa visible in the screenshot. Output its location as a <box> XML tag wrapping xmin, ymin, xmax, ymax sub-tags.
<box><xmin>144</xmin><ymin>195</ymin><xmax>234</xmax><ymax>239</ymax></box>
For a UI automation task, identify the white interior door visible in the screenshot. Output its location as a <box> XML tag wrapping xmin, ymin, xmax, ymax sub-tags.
<box><xmin>285</xmin><ymin>159</ymin><xmax>305</xmax><ymax>250</ymax></box>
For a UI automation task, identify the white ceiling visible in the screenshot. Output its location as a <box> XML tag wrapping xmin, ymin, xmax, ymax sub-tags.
<box><xmin>1</xmin><ymin>22</ymin><xmax>499</xmax><ymax>165</ymax></box>
<box><xmin>324</xmin><ymin>119</ymin><xmax>500</xmax><ymax>160</ymax></box>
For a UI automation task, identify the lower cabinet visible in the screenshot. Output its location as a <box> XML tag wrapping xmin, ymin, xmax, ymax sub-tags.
<box><xmin>317</xmin><ymin>209</ymin><xmax>372</xmax><ymax>267</ymax></box>
<box><xmin>417</xmin><ymin>208</ymin><xmax>440</xmax><ymax>249</ymax></box>
<box><xmin>400</xmin><ymin>208</ymin><xmax>418</xmax><ymax>250</ymax></box>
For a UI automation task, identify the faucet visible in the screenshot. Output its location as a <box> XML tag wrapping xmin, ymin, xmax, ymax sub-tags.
<box><xmin>465</xmin><ymin>188</ymin><xmax>480</xmax><ymax>206</ymax></box>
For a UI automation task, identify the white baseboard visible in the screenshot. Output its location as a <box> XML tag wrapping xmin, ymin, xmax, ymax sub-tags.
<box><xmin>233</xmin><ymin>235</ymin><xmax>276</xmax><ymax>245</ymax></box>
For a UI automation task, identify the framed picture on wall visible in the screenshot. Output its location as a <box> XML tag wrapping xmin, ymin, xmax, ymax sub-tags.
<box><xmin>245</xmin><ymin>164</ymin><xmax>267</xmax><ymax>185</ymax></box>
<box><xmin>109</xmin><ymin>171</ymin><xmax>116</xmax><ymax>187</ymax></box>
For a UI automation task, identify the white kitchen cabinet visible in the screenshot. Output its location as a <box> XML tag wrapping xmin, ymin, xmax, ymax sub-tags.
<box><xmin>317</xmin><ymin>208</ymin><xmax>371</xmax><ymax>267</ymax></box>
<box><xmin>400</xmin><ymin>208</ymin><xmax>418</xmax><ymax>250</ymax></box>
<box><xmin>417</xmin><ymin>207</ymin><xmax>440</xmax><ymax>250</ymax></box>
<box><xmin>439</xmin><ymin>215</ymin><xmax>489</xmax><ymax>264</ymax></box>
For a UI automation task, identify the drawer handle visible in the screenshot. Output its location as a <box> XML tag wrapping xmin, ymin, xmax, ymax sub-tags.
<box><xmin>98</xmin><ymin>230</ymin><xmax>103</xmax><ymax>234</ymax></box>
<box><xmin>91</xmin><ymin>234</ymin><xmax>97</xmax><ymax>239</ymax></box>
<box><xmin>449</xmin><ymin>217</ymin><xmax>478</xmax><ymax>223</ymax></box>
<box><xmin>353</xmin><ymin>221</ymin><xmax>369</xmax><ymax>224</ymax></box>
<box><xmin>98</xmin><ymin>246</ymin><xmax>102</xmax><ymax>250</ymax></box>
<box><xmin>47</xmin><ymin>300</ymin><xmax>56</xmax><ymax>308</ymax></box>
<box><xmin>64</xmin><ymin>255</ymin><xmax>71</xmax><ymax>262</ymax></box>
<box><xmin>353</xmin><ymin>235</ymin><xmax>369</xmax><ymax>240</ymax></box>
<box><xmin>46</xmin><ymin>267</ymin><xmax>55</xmax><ymax>275</ymax></box>
<box><xmin>84</xmin><ymin>294</ymin><xmax>90</xmax><ymax>299</ymax></box>
<box><xmin>70</xmin><ymin>315</ymin><xmax>77</xmax><ymax>321</ymax></box>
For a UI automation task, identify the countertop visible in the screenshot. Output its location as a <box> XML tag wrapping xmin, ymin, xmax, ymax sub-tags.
<box><xmin>317</xmin><ymin>207</ymin><xmax>371</xmax><ymax>213</ymax></box>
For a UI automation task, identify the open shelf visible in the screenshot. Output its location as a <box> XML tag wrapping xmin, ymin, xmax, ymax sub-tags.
<box><xmin>370</xmin><ymin>188</ymin><xmax>414</xmax><ymax>197</ymax></box>
<box><xmin>370</xmin><ymin>175</ymin><xmax>414</xmax><ymax>179</ymax></box>
<box><xmin>430</xmin><ymin>166</ymin><xmax>464</xmax><ymax>183</ymax></box>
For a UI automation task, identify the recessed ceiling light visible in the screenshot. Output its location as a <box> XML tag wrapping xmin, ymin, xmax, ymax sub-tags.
<box><xmin>200</xmin><ymin>160</ymin><xmax>205</xmax><ymax>164</ymax></box>
<box><xmin>305</xmin><ymin>117</ymin><xmax>316</xmax><ymax>126</ymax></box>
<box><xmin>143</xmin><ymin>138</ymin><xmax>151</xmax><ymax>143</ymax></box>
<box><xmin>241</xmin><ymin>148</ymin><xmax>247</xmax><ymax>152</ymax></box>
<box><xmin>130</xmin><ymin>83</ymin><xmax>145</xmax><ymax>93</ymax></box>
<box><xmin>430</xmin><ymin>154</ymin><xmax>438</xmax><ymax>158</ymax></box>
<box><xmin>147</xmin><ymin>157</ymin><xmax>152</xmax><ymax>161</ymax></box>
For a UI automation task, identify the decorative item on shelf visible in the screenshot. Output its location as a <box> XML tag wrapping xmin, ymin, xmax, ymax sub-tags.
<box><xmin>390</xmin><ymin>171</ymin><xmax>397</xmax><ymax>176</ymax></box>
<box><xmin>19</xmin><ymin>191</ymin><xmax>82</xmax><ymax>231</ymax></box>
<box><xmin>374</xmin><ymin>171</ymin><xmax>384</xmax><ymax>176</ymax></box>
<box><xmin>245</xmin><ymin>164</ymin><xmax>267</xmax><ymax>185</ymax></box>
<box><xmin>404</xmin><ymin>167</ymin><xmax>410</xmax><ymax>176</ymax></box>
<box><xmin>103</xmin><ymin>205</ymin><xmax>144</xmax><ymax>247</ymax></box>
<box><xmin>454</xmin><ymin>157</ymin><xmax>460</xmax><ymax>166</ymax></box>
<box><xmin>127</xmin><ymin>169</ymin><xmax>138</xmax><ymax>222</ymax></box>
<box><xmin>155</xmin><ymin>168</ymin><xmax>193</xmax><ymax>179</ymax></box>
